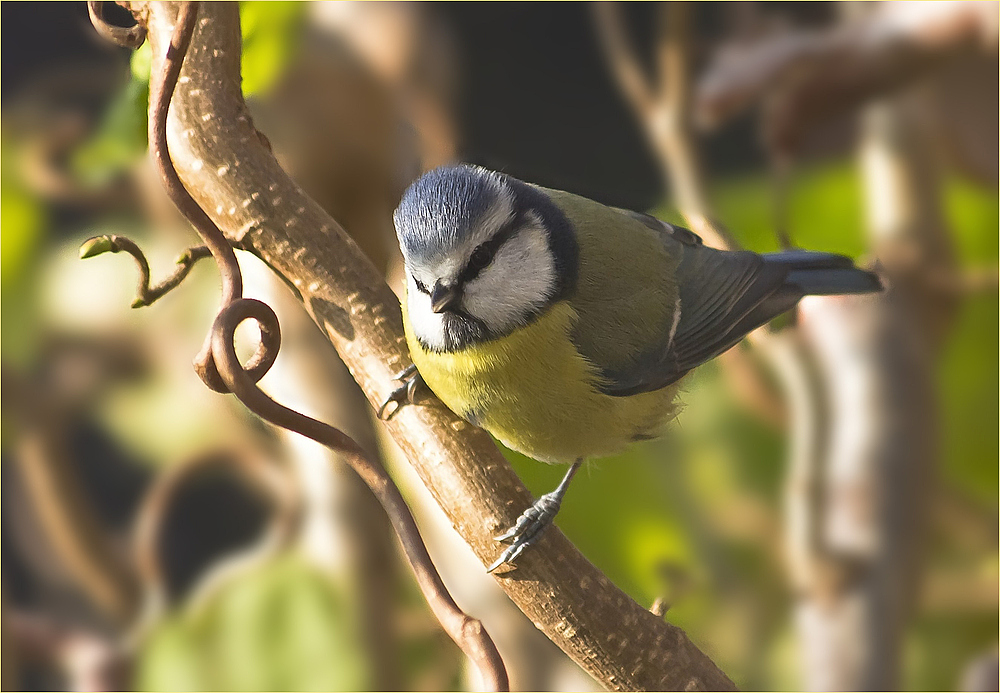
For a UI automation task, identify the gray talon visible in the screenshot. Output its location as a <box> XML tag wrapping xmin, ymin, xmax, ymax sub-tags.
<box><xmin>393</xmin><ymin>363</ymin><xmax>418</xmax><ymax>381</ymax></box>
<box><xmin>487</xmin><ymin>460</ymin><xmax>582</xmax><ymax>573</ymax></box>
<box><xmin>406</xmin><ymin>372</ymin><xmax>420</xmax><ymax>403</ymax></box>
<box><xmin>378</xmin><ymin>366</ymin><xmax>423</xmax><ymax>420</ymax></box>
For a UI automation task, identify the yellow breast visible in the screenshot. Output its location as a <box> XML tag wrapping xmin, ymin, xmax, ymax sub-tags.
<box><xmin>403</xmin><ymin>300</ymin><xmax>678</xmax><ymax>463</ymax></box>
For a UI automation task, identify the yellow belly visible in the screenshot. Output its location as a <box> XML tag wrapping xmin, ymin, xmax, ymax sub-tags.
<box><xmin>403</xmin><ymin>300</ymin><xmax>678</xmax><ymax>463</ymax></box>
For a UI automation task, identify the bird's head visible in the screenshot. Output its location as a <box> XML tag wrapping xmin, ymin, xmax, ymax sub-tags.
<box><xmin>394</xmin><ymin>165</ymin><xmax>577</xmax><ymax>351</ymax></box>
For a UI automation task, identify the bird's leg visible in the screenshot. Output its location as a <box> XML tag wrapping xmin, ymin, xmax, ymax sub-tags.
<box><xmin>377</xmin><ymin>364</ymin><xmax>424</xmax><ymax>419</ymax></box>
<box><xmin>487</xmin><ymin>459</ymin><xmax>582</xmax><ymax>573</ymax></box>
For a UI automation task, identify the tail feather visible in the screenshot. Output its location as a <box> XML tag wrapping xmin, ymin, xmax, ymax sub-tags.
<box><xmin>611</xmin><ymin>245</ymin><xmax>883</xmax><ymax>394</ymax></box>
<box><xmin>763</xmin><ymin>251</ymin><xmax>882</xmax><ymax>296</ymax></box>
<box><xmin>784</xmin><ymin>267</ymin><xmax>883</xmax><ymax>295</ymax></box>
<box><xmin>761</xmin><ymin>250</ymin><xmax>855</xmax><ymax>270</ymax></box>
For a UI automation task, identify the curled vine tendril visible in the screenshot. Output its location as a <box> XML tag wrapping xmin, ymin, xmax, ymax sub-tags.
<box><xmin>85</xmin><ymin>2</ymin><xmax>508</xmax><ymax>689</ymax></box>
<box><xmin>87</xmin><ymin>1</ymin><xmax>147</xmax><ymax>49</ymax></box>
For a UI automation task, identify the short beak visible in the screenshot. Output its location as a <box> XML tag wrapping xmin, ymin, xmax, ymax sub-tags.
<box><xmin>430</xmin><ymin>282</ymin><xmax>461</xmax><ymax>313</ymax></box>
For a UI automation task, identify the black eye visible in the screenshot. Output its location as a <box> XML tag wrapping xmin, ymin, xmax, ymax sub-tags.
<box><xmin>469</xmin><ymin>245</ymin><xmax>492</xmax><ymax>270</ymax></box>
<box><xmin>413</xmin><ymin>278</ymin><xmax>429</xmax><ymax>294</ymax></box>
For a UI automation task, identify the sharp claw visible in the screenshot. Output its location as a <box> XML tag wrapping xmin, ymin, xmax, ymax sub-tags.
<box><xmin>377</xmin><ymin>366</ymin><xmax>423</xmax><ymax>420</ymax></box>
<box><xmin>494</xmin><ymin>514</ymin><xmax>529</xmax><ymax>543</ymax></box>
<box><xmin>378</xmin><ymin>383</ymin><xmax>409</xmax><ymax>420</ymax></box>
<box><xmin>487</xmin><ymin>529</ymin><xmax>542</xmax><ymax>572</ymax></box>
<box><xmin>377</xmin><ymin>393</ymin><xmax>401</xmax><ymax>420</ymax></box>
<box><xmin>494</xmin><ymin>512</ymin><xmax>538</xmax><ymax>543</ymax></box>
<box><xmin>485</xmin><ymin>461</ymin><xmax>581</xmax><ymax>573</ymax></box>
<box><xmin>393</xmin><ymin>364</ymin><xmax>417</xmax><ymax>381</ymax></box>
<box><xmin>406</xmin><ymin>374</ymin><xmax>419</xmax><ymax>402</ymax></box>
<box><xmin>505</xmin><ymin>541</ymin><xmax>530</xmax><ymax>564</ymax></box>
<box><xmin>488</xmin><ymin>504</ymin><xmax>556</xmax><ymax>569</ymax></box>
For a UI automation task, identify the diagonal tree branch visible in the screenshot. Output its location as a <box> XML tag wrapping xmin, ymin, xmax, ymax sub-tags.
<box><xmin>127</xmin><ymin>1</ymin><xmax>736</xmax><ymax>689</ymax></box>
<box><xmin>128</xmin><ymin>3</ymin><xmax>507</xmax><ymax>688</ymax></box>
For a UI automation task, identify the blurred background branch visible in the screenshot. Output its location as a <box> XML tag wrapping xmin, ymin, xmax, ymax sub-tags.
<box><xmin>593</xmin><ymin>1</ymin><xmax>735</xmax><ymax>250</ymax></box>
<box><xmin>594</xmin><ymin>1</ymin><xmax>997</xmax><ymax>690</ymax></box>
<box><xmin>4</xmin><ymin>367</ymin><xmax>141</xmax><ymax>625</ymax></box>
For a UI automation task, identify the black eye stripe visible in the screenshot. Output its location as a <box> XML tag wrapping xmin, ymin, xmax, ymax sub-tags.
<box><xmin>457</xmin><ymin>213</ymin><xmax>524</xmax><ymax>285</ymax></box>
<box><xmin>413</xmin><ymin>277</ymin><xmax>430</xmax><ymax>294</ymax></box>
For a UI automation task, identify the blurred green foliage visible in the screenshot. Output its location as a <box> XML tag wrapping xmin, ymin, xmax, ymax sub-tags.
<box><xmin>1</xmin><ymin>135</ymin><xmax>47</xmax><ymax>367</ymax></box>
<box><xmin>1</xmin><ymin>171</ymin><xmax>46</xmax><ymax>290</ymax></box>
<box><xmin>71</xmin><ymin>78</ymin><xmax>149</xmax><ymax>188</ymax></box>
<box><xmin>136</xmin><ymin>552</ymin><xmax>371</xmax><ymax>691</ymax></box>
<box><xmin>239</xmin><ymin>2</ymin><xmax>305</xmax><ymax>97</ymax></box>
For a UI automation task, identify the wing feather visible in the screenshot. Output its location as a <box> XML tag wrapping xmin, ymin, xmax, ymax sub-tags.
<box><xmin>544</xmin><ymin>189</ymin><xmax>793</xmax><ymax>396</ymax></box>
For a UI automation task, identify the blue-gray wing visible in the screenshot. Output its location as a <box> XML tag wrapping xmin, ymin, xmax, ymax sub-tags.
<box><xmin>557</xmin><ymin>197</ymin><xmax>876</xmax><ymax>397</ymax></box>
<box><xmin>598</xmin><ymin>214</ymin><xmax>790</xmax><ymax>395</ymax></box>
<box><xmin>596</xmin><ymin>213</ymin><xmax>878</xmax><ymax>395</ymax></box>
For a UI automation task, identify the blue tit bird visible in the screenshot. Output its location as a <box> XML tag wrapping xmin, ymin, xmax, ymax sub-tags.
<box><xmin>383</xmin><ymin>164</ymin><xmax>881</xmax><ymax>572</ymax></box>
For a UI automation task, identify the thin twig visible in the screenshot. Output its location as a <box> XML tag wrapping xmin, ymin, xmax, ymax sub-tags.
<box><xmin>592</xmin><ymin>2</ymin><xmax>656</xmax><ymax>117</ymax></box>
<box><xmin>136</xmin><ymin>4</ymin><xmax>509</xmax><ymax>689</ymax></box>
<box><xmin>212</xmin><ymin>300</ymin><xmax>510</xmax><ymax>690</ymax></box>
<box><xmin>593</xmin><ymin>2</ymin><xmax>739</xmax><ymax>251</ymax></box>
<box><xmin>80</xmin><ymin>235</ymin><xmax>211</xmax><ymax>308</ymax></box>
<box><xmin>770</xmin><ymin>154</ymin><xmax>794</xmax><ymax>251</ymax></box>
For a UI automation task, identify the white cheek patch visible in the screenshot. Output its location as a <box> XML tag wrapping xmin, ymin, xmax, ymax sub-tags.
<box><xmin>461</xmin><ymin>221</ymin><xmax>557</xmax><ymax>334</ymax></box>
<box><xmin>406</xmin><ymin>273</ymin><xmax>449</xmax><ymax>351</ymax></box>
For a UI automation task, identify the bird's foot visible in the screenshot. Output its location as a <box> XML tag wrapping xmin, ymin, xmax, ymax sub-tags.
<box><xmin>377</xmin><ymin>364</ymin><xmax>424</xmax><ymax>419</ymax></box>
<box><xmin>487</xmin><ymin>491</ymin><xmax>563</xmax><ymax>572</ymax></box>
<box><xmin>487</xmin><ymin>460</ymin><xmax>581</xmax><ymax>573</ymax></box>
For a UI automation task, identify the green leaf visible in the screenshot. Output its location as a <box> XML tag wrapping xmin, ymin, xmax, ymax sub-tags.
<box><xmin>239</xmin><ymin>2</ymin><xmax>306</xmax><ymax>97</ymax></box>
<box><xmin>707</xmin><ymin>162</ymin><xmax>867</xmax><ymax>257</ymax></box>
<box><xmin>71</xmin><ymin>79</ymin><xmax>149</xmax><ymax>187</ymax></box>
<box><xmin>0</xmin><ymin>148</ymin><xmax>47</xmax><ymax>366</ymax></box>
<box><xmin>71</xmin><ymin>2</ymin><xmax>305</xmax><ymax>187</ymax></box>
<box><xmin>131</xmin><ymin>41</ymin><xmax>152</xmax><ymax>82</ymax></box>
<box><xmin>1</xmin><ymin>181</ymin><xmax>46</xmax><ymax>289</ymax></box>
<box><xmin>79</xmin><ymin>235</ymin><xmax>117</xmax><ymax>259</ymax></box>
<box><xmin>137</xmin><ymin>553</ymin><xmax>372</xmax><ymax>691</ymax></box>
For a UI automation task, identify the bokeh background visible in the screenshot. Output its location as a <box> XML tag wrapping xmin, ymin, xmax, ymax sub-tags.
<box><xmin>2</xmin><ymin>2</ymin><xmax>997</xmax><ymax>691</ymax></box>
